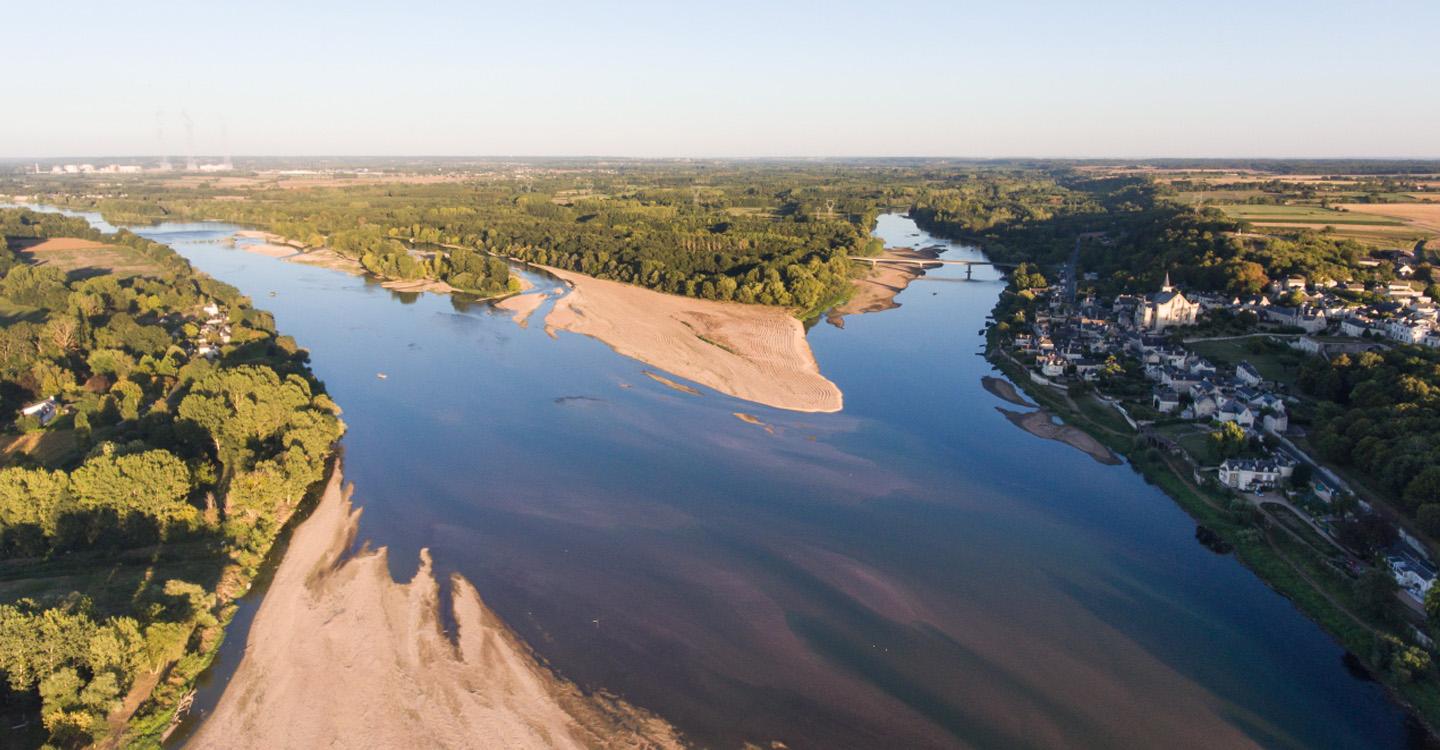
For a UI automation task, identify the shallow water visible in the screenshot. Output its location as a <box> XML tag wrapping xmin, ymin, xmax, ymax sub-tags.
<box><xmin>28</xmin><ymin>205</ymin><xmax>1414</xmax><ymax>748</ymax></box>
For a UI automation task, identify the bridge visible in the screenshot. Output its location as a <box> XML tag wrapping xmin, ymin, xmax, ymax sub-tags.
<box><xmin>848</xmin><ymin>256</ymin><xmax>1020</xmax><ymax>279</ymax></box>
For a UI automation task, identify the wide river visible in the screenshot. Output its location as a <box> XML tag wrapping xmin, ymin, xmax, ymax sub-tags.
<box><xmin>34</xmin><ymin>208</ymin><xmax>1420</xmax><ymax>747</ymax></box>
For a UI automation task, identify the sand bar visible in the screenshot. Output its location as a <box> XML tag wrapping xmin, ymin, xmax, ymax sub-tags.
<box><xmin>981</xmin><ymin>376</ymin><xmax>1037</xmax><ymax>408</ymax></box>
<box><xmin>997</xmin><ymin>407</ymin><xmax>1121</xmax><ymax>465</ymax></box>
<box><xmin>827</xmin><ymin>248</ymin><xmax>937</xmax><ymax>327</ymax></box>
<box><xmin>189</xmin><ymin>467</ymin><xmax>684</xmax><ymax>750</ymax></box>
<box><xmin>494</xmin><ymin>291</ymin><xmax>548</xmax><ymax>328</ymax></box>
<box><xmin>541</xmin><ymin>266</ymin><xmax>842</xmax><ymax>413</ymax></box>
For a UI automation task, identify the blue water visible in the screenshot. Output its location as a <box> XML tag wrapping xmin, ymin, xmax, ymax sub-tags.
<box><xmin>29</xmin><ymin>205</ymin><xmax>1414</xmax><ymax>748</ymax></box>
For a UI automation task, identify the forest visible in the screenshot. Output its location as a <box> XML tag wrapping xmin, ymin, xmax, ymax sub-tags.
<box><xmin>42</xmin><ymin>167</ymin><xmax>892</xmax><ymax>314</ymax></box>
<box><xmin>1301</xmin><ymin>348</ymin><xmax>1440</xmax><ymax>534</ymax></box>
<box><xmin>911</xmin><ymin>173</ymin><xmax>1397</xmax><ymax>296</ymax></box>
<box><xmin>0</xmin><ymin>208</ymin><xmax>342</xmax><ymax>748</ymax></box>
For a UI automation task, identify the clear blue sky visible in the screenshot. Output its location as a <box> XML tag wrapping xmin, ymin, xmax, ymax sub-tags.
<box><xmin>7</xmin><ymin>0</ymin><xmax>1438</xmax><ymax>158</ymax></box>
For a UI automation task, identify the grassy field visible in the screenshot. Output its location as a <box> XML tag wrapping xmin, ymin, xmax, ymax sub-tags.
<box><xmin>0</xmin><ymin>429</ymin><xmax>81</xmax><ymax>468</ymax></box>
<box><xmin>1218</xmin><ymin>204</ymin><xmax>1404</xmax><ymax>226</ymax></box>
<box><xmin>14</xmin><ymin>237</ymin><xmax>164</xmax><ymax>278</ymax></box>
<box><xmin>0</xmin><ymin>541</ymin><xmax>225</xmax><ymax>617</ymax></box>
<box><xmin>1187</xmin><ymin>337</ymin><xmax>1305</xmax><ymax>387</ymax></box>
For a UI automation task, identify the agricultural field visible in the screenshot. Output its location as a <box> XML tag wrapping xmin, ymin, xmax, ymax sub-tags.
<box><xmin>1217</xmin><ymin>204</ymin><xmax>1404</xmax><ymax>226</ymax></box>
<box><xmin>1337</xmin><ymin>202</ymin><xmax>1440</xmax><ymax>234</ymax></box>
<box><xmin>13</xmin><ymin>236</ymin><xmax>164</xmax><ymax>277</ymax></box>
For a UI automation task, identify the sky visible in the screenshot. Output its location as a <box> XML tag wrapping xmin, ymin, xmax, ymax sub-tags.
<box><xmin>6</xmin><ymin>0</ymin><xmax>1439</xmax><ymax>159</ymax></box>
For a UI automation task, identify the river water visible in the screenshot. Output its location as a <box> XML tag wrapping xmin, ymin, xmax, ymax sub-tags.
<box><xmin>29</xmin><ymin>207</ymin><xmax>1417</xmax><ymax>747</ymax></box>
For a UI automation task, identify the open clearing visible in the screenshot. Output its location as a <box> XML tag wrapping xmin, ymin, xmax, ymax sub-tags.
<box><xmin>0</xmin><ymin>429</ymin><xmax>81</xmax><ymax>468</ymax></box>
<box><xmin>1217</xmin><ymin>205</ymin><xmax>1402</xmax><ymax>226</ymax></box>
<box><xmin>1336</xmin><ymin>203</ymin><xmax>1440</xmax><ymax>234</ymax></box>
<box><xmin>14</xmin><ymin>237</ymin><xmax>163</xmax><ymax>277</ymax></box>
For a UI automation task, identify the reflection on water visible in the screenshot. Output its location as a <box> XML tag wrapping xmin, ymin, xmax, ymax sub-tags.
<box><xmin>32</xmin><ymin>205</ymin><xmax>1413</xmax><ymax>748</ymax></box>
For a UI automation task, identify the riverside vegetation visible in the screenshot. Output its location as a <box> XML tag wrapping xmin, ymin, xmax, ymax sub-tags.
<box><xmin>6</xmin><ymin>159</ymin><xmax>1440</xmax><ymax>742</ymax></box>
<box><xmin>0</xmin><ymin>208</ymin><xmax>343</xmax><ymax>747</ymax></box>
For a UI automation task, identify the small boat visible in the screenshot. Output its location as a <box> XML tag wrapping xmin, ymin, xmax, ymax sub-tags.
<box><xmin>376</xmin><ymin>373</ymin><xmax>388</xmax><ymax>380</ymax></box>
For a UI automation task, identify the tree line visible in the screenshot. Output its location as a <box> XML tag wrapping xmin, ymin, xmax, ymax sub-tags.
<box><xmin>0</xmin><ymin>208</ymin><xmax>342</xmax><ymax>748</ymax></box>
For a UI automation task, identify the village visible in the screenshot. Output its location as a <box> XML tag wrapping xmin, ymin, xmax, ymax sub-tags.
<box><xmin>998</xmin><ymin>246</ymin><xmax>1440</xmax><ymax>618</ymax></box>
<box><xmin>15</xmin><ymin>298</ymin><xmax>233</xmax><ymax>431</ymax></box>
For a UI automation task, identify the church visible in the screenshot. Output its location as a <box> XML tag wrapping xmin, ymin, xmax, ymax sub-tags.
<box><xmin>1135</xmin><ymin>273</ymin><xmax>1199</xmax><ymax>331</ymax></box>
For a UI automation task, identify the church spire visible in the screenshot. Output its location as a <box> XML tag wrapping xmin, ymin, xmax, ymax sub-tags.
<box><xmin>1161</xmin><ymin>271</ymin><xmax>1173</xmax><ymax>293</ymax></box>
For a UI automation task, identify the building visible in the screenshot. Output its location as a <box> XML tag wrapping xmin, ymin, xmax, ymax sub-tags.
<box><xmin>1135</xmin><ymin>273</ymin><xmax>1200</xmax><ymax>332</ymax></box>
<box><xmin>20</xmin><ymin>397</ymin><xmax>59</xmax><ymax>426</ymax></box>
<box><xmin>1236</xmin><ymin>361</ymin><xmax>1263</xmax><ymax>387</ymax></box>
<box><xmin>1218</xmin><ymin>458</ymin><xmax>1281</xmax><ymax>492</ymax></box>
<box><xmin>1215</xmin><ymin>399</ymin><xmax>1255</xmax><ymax>428</ymax></box>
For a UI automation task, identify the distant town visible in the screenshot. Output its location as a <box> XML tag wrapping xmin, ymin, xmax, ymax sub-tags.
<box><xmin>999</xmin><ymin>244</ymin><xmax>1439</xmax><ymax>611</ymax></box>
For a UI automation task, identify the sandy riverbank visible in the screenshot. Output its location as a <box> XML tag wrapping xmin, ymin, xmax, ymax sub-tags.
<box><xmin>540</xmin><ymin>266</ymin><xmax>843</xmax><ymax>413</ymax></box>
<box><xmin>188</xmin><ymin>467</ymin><xmax>685</xmax><ymax>750</ymax></box>
<box><xmin>981</xmin><ymin>376</ymin><xmax>1037</xmax><ymax>408</ymax></box>
<box><xmin>826</xmin><ymin>248</ymin><xmax>939</xmax><ymax>327</ymax></box>
<box><xmin>997</xmin><ymin>407</ymin><xmax>1121</xmax><ymax>465</ymax></box>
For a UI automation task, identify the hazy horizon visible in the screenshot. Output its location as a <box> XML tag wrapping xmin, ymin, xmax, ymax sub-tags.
<box><xmin>8</xmin><ymin>0</ymin><xmax>1439</xmax><ymax>159</ymax></box>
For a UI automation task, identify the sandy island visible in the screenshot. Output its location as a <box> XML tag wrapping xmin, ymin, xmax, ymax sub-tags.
<box><xmin>826</xmin><ymin>247</ymin><xmax>939</xmax><ymax>327</ymax></box>
<box><xmin>189</xmin><ymin>467</ymin><xmax>684</xmax><ymax>750</ymax></box>
<box><xmin>494</xmin><ymin>290</ymin><xmax>550</xmax><ymax>328</ymax></box>
<box><xmin>540</xmin><ymin>266</ymin><xmax>842</xmax><ymax>413</ymax></box>
<box><xmin>981</xmin><ymin>376</ymin><xmax>1037</xmax><ymax>408</ymax></box>
<box><xmin>997</xmin><ymin>407</ymin><xmax>1121</xmax><ymax>465</ymax></box>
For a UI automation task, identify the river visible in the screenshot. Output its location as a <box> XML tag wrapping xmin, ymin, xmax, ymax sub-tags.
<box><xmin>26</xmin><ymin>207</ymin><xmax>1419</xmax><ymax>747</ymax></box>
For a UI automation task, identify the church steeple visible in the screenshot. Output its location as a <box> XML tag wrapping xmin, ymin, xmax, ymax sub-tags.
<box><xmin>1161</xmin><ymin>271</ymin><xmax>1173</xmax><ymax>293</ymax></box>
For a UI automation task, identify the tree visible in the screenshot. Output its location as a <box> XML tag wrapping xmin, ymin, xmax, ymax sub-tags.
<box><xmin>69</xmin><ymin>448</ymin><xmax>196</xmax><ymax>528</ymax></box>
<box><xmin>1208</xmin><ymin>421</ymin><xmax>1248</xmax><ymax>460</ymax></box>
<box><xmin>1425</xmin><ymin>582</ymin><xmax>1440</xmax><ymax>627</ymax></box>
<box><xmin>1405</xmin><ymin>468</ymin><xmax>1440</xmax><ymax>512</ymax></box>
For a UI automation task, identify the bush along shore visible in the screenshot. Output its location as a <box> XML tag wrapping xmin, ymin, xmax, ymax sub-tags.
<box><xmin>0</xmin><ymin>207</ymin><xmax>344</xmax><ymax>748</ymax></box>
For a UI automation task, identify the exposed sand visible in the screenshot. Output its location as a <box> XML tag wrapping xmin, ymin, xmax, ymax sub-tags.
<box><xmin>981</xmin><ymin>376</ymin><xmax>1037</xmax><ymax>408</ymax></box>
<box><xmin>997</xmin><ymin>407</ymin><xmax>1121</xmax><ymax>465</ymax></box>
<box><xmin>494</xmin><ymin>291</ymin><xmax>549</xmax><ymax>328</ymax></box>
<box><xmin>541</xmin><ymin>266</ymin><xmax>842</xmax><ymax>413</ymax></box>
<box><xmin>732</xmin><ymin>412</ymin><xmax>775</xmax><ymax>434</ymax></box>
<box><xmin>382</xmin><ymin>277</ymin><xmax>458</xmax><ymax>295</ymax></box>
<box><xmin>239</xmin><ymin>242</ymin><xmax>298</xmax><ymax>258</ymax></box>
<box><xmin>642</xmin><ymin>371</ymin><xmax>701</xmax><ymax>396</ymax></box>
<box><xmin>827</xmin><ymin>248</ymin><xmax>938</xmax><ymax>327</ymax></box>
<box><xmin>284</xmin><ymin>247</ymin><xmax>366</xmax><ymax>275</ymax></box>
<box><xmin>189</xmin><ymin>467</ymin><xmax>685</xmax><ymax>750</ymax></box>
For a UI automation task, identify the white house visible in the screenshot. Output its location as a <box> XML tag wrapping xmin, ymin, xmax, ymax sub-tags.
<box><xmin>1236</xmin><ymin>361</ymin><xmax>1263</xmax><ymax>387</ymax></box>
<box><xmin>1215</xmin><ymin>399</ymin><xmax>1255</xmax><ymax>428</ymax></box>
<box><xmin>1218</xmin><ymin>458</ymin><xmax>1281</xmax><ymax>492</ymax></box>
<box><xmin>20</xmin><ymin>397</ymin><xmax>58</xmax><ymax>426</ymax></box>
<box><xmin>1153</xmin><ymin>388</ymin><xmax>1181</xmax><ymax>414</ymax></box>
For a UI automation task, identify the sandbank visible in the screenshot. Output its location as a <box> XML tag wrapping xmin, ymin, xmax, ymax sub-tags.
<box><xmin>981</xmin><ymin>376</ymin><xmax>1037</xmax><ymax>408</ymax></box>
<box><xmin>188</xmin><ymin>467</ymin><xmax>684</xmax><ymax>750</ymax></box>
<box><xmin>541</xmin><ymin>266</ymin><xmax>842</xmax><ymax>413</ymax></box>
<box><xmin>381</xmin><ymin>277</ymin><xmax>458</xmax><ymax>295</ymax></box>
<box><xmin>827</xmin><ymin>248</ymin><xmax>939</xmax><ymax>327</ymax></box>
<box><xmin>997</xmin><ymin>407</ymin><xmax>1121</xmax><ymax>465</ymax></box>
<box><xmin>642</xmin><ymin>370</ymin><xmax>701</xmax><ymax>396</ymax></box>
<box><xmin>494</xmin><ymin>291</ymin><xmax>548</xmax><ymax>328</ymax></box>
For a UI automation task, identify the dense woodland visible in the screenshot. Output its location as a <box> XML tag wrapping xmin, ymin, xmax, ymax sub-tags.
<box><xmin>1301</xmin><ymin>348</ymin><xmax>1440</xmax><ymax>534</ymax></box>
<box><xmin>50</xmin><ymin>171</ymin><xmax>893</xmax><ymax>313</ymax></box>
<box><xmin>0</xmin><ymin>208</ymin><xmax>342</xmax><ymax>747</ymax></box>
<box><xmin>911</xmin><ymin>174</ymin><xmax>1402</xmax><ymax>296</ymax></box>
